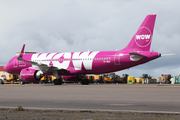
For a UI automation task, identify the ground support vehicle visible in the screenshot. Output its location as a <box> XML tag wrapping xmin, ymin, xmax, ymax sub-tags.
<box><xmin>161</xmin><ymin>74</ymin><xmax>171</xmax><ymax>84</ymax></box>
<box><xmin>93</xmin><ymin>74</ymin><xmax>104</xmax><ymax>83</ymax></box>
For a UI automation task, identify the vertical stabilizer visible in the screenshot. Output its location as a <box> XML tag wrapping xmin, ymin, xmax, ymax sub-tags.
<box><xmin>124</xmin><ymin>14</ymin><xmax>156</xmax><ymax>51</ymax></box>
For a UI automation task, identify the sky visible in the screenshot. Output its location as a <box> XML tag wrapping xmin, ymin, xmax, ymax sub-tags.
<box><xmin>0</xmin><ymin>0</ymin><xmax>180</xmax><ymax>77</ymax></box>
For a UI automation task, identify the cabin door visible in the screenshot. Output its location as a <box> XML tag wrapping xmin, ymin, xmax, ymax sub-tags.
<box><xmin>114</xmin><ymin>52</ymin><xmax>121</xmax><ymax>65</ymax></box>
<box><xmin>13</xmin><ymin>58</ymin><xmax>18</xmax><ymax>67</ymax></box>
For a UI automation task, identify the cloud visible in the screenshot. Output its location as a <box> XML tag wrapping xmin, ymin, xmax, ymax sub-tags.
<box><xmin>0</xmin><ymin>0</ymin><xmax>180</xmax><ymax>77</ymax></box>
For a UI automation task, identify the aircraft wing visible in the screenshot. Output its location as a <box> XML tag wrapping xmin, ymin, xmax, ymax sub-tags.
<box><xmin>17</xmin><ymin>44</ymin><xmax>69</xmax><ymax>73</ymax></box>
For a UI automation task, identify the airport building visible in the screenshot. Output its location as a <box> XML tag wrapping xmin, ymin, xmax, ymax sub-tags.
<box><xmin>0</xmin><ymin>66</ymin><xmax>9</xmax><ymax>79</ymax></box>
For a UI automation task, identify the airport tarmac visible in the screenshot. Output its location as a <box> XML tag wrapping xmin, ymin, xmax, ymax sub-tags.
<box><xmin>0</xmin><ymin>84</ymin><xmax>180</xmax><ymax>113</ymax></box>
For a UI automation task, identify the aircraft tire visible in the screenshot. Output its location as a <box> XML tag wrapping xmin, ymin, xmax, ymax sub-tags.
<box><xmin>81</xmin><ymin>79</ymin><xmax>89</xmax><ymax>85</ymax></box>
<box><xmin>54</xmin><ymin>79</ymin><xmax>62</xmax><ymax>85</ymax></box>
<box><xmin>59</xmin><ymin>79</ymin><xmax>62</xmax><ymax>85</ymax></box>
<box><xmin>20</xmin><ymin>80</ymin><xmax>25</xmax><ymax>85</ymax></box>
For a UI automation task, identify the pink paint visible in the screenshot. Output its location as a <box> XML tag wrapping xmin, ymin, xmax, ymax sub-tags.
<box><xmin>20</xmin><ymin>68</ymin><xmax>39</xmax><ymax>82</ymax></box>
<box><xmin>124</xmin><ymin>14</ymin><xmax>156</xmax><ymax>51</ymax></box>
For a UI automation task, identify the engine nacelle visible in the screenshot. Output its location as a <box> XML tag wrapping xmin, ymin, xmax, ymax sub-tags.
<box><xmin>20</xmin><ymin>68</ymin><xmax>43</xmax><ymax>82</ymax></box>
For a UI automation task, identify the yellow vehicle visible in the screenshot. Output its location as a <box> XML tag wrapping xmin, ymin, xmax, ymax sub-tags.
<box><xmin>104</xmin><ymin>73</ymin><xmax>128</xmax><ymax>83</ymax></box>
<box><xmin>51</xmin><ymin>75</ymin><xmax>57</xmax><ymax>81</ymax></box>
<box><xmin>104</xmin><ymin>76</ymin><xmax>113</xmax><ymax>83</ymax></box>
<box><xmin>113</xmin><ymin>74</ymin><xmax>128</xmax><ymax>83</ymax></box>
<box><xmin>103</xmin><ymin>73</ymin><xmax>113</xmax><ymax>83</ymax></box>
<box><xmin>4</xmin><ymin>74</ymin><xmax>20</xmax><ymax>84</ymax></box>
<box><xmin>127</xmin><ymin>76</ymin><xmax>135</xmax><ymax>84</ymax></box>
<box><xmin>40</xmin><ymin>75</ymin><xmax>57</xmax><ymax>84</ymax></box>
<box><xmin>136</xmin><ymin>77</ymin><xmax>142</xmax><ymax>83</ymax></box>
<box><xmin>86</xmin><ymin>75</ymin><xmax>94</xmax><ymax>83</ymax></box>
<box><xmin>40</xmin><ymin>75</ymin><xmax>50</xmax><ymax>84</ymax></box>
<box><xmin>9</xmin><ymin>74</ymin><xmax>18</xmax><ymax>81</ymax></box>
<box><xmin>161</xmin><ymin>74</ymin><xmax>171</xmax><ymax>84</ymax></box>
<box><xmin>93</xmin><ymin>74</ymin><xmax>104</xmax><ymax>83</ymax></box>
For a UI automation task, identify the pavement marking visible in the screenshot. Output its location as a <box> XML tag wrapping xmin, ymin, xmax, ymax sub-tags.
<box><xmin>0</xmin><ymin>106</ymin><xmax>180</xmax><ymax>114</ymax></box>
<box><xmin>108</xmin><ymin>104</ymin><xmax>133</xmax><ymax>106</ymax></box>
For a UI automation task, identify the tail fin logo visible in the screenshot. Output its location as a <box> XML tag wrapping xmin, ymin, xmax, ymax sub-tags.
<box><xmin>135</xmin><ymin>27</ymin><xmax>152</xmax><ymax>47</ymax></box>
<box><xmin>136</xmin><ymin>34</ymin><xmax>150</xmax><ymax>40</ymax></box>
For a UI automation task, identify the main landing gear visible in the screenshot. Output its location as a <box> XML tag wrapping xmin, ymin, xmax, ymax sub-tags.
<box><xmin>80</xmin><ymin>75</ymin><xmax>89</xmax><ymax>85</ymax></box>
<box><xmin>53</xmin><ymin>71</ymin><xmax>62</xmax><ymax>85</ymax></box>
<box><xmin>53</xmin><ymin>79</ymin><xmax>62</xmax><ymax>85</ymax></box>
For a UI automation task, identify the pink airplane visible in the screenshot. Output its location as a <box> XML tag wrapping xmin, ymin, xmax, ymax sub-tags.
<box><xmin>4</xmin><ymin>14</ymin><xmax>160</xmax><ymax>85</ymax></box>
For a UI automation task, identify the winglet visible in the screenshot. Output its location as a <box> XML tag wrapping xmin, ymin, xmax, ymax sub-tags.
<box><xmin>17</xmin><ymin>44</ymin><xmax>25</xmax><ymax>60</ymax></box>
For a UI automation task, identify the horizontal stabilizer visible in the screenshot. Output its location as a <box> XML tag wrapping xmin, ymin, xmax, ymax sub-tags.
<box><xmin>129</xmin><ymin>52</ymin><xmax>147</xmax><ymax>58</ymax></box>
<box><xmin>129</xmin><ymin>52</ymin><xmax>147</xmax><ymax>61</ymax></box>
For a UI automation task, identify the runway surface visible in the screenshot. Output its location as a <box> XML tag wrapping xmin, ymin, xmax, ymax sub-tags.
<box><xmin>0</xmin><ymin>84</ymin><xmax>180</xmax><ymax>113</ymax></box>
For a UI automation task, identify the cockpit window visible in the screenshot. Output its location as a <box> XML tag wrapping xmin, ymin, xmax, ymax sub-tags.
<box><xmin>9</xmin><ymin>60</ymin><xmax>11</xmax><ymax>63</ymax></box>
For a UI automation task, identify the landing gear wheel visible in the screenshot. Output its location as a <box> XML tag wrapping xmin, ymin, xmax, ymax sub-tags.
<box><xmin>53</xmin><ymin>79</ymin><xmax>62</xmax><ymax>85</ymax></box>
<box><xmin>20</xmin><ymin>80</ymin><xmax>25</xmax><ymax>85</ymax></box>
<box><xmin>81</xmin><ymin>79</ymin><xmax>89</xmax><ymax>85</ymax></box>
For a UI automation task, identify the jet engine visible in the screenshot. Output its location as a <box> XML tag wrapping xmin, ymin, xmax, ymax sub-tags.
<box><xmin>20</xmin><ymin>68</ymin><xmax>43</xmax><ymax>82</ymax></box>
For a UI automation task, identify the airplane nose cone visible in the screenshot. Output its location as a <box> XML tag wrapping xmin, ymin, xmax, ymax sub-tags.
<box><xmin>4</xmin><ymin>64</ymin><xmax>8</xmax><ymax>72</ymax></box>
<box><xmin>4</xmin><ymin>65</ymin><xmax>7</xmax><ymax>72</ymax></box>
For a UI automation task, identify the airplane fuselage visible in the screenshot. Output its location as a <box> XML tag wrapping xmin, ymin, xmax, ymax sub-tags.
<box><xmin>4</xmin><ymin>50</ymin><xmax>160</xmax><ymax>76</ymax></box>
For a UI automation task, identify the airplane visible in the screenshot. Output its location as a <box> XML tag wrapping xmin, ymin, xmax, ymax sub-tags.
<box><xmin>4</xmin><ymin>14</ymin><xmax>161</xmax><ymax>85</ymax></box>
